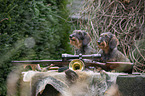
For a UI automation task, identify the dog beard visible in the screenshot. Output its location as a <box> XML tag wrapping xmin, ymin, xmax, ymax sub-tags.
<box><xmin>98</xmin><ymin>41</ymin><xmax>107</xmax><ymax>49</ymax></box>
<box><xmin>70</xmin><ymin>37</ymin><xmax>82</xmax><ymax>49</ymax></box>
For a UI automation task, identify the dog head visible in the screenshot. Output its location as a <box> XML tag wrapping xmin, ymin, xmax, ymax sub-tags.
<box><xmin>69</xmin><ymin>30</ymin><xmax>91</xmax><ymax>49</ymax></box>
<box><xmin>97</xmin><ymin>32</ymin><xmax>119</xmax><ymax>50</ymax></box>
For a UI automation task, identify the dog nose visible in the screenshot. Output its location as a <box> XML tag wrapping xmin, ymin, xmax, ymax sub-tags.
<box><xmin>97</xmin><ymin>41</ymin><xmax>101</xmax><ymax>45</ymax></box>
<box><xmin>69</xmin><ymin>35</ymin><xmax>73</xmax><ymax>38</ymax></box>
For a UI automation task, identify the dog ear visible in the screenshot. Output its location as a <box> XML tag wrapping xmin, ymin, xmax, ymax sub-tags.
<box><xmin>65</xmin><ymin>69</ymin><xmax>78</xmax><ymax>83</ymax></box>
<box><xmin>82</xmin><ymin>32</ymin><xmax>91</xmax><ymax>46</ymax></box>
<box><xmin>109</xmin><ymin>35</ymin><xmax>119</xmax><ymax>49</ymax></box>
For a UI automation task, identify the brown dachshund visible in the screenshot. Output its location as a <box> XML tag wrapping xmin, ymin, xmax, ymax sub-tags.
<box><xmin>97</xmin><ymin>32</ymin><xmax>130</xmax><ymax>62</ymax></box>
<box><xmin>97</xmin><ymin>32</ymin><xmax>132</xmax><ymax>72</ymax></box>
<box><xmin>69</xmin><ymin>30</ymin><xmax>96</xmax><ymax>55</ymax></box>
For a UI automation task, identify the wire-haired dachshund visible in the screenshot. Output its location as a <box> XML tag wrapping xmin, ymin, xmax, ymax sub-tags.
<box><xmin>69</xmin><ymin>30</ymin><xmax>96</xmax><ymax>55</ymax></box>
<box><xmin>97</xmin><ymin>32</ymin><xmax>132</xmax><ymax>72</ymax></box>
<box><xmin>97</xmin><ymin>32</ymin><xmax>130</xmax><ymax>62</ymax></box>
<box><xmin>58</xmin><ymin>30</ymin><xmax>96</xmax><ymax>72</ymax></box>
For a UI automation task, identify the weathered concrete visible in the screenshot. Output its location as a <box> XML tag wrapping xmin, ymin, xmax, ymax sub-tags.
<box><xmin>117</xmin><ymin>74</ymin><xmax>145</xmax><ymax>96</ymax></box>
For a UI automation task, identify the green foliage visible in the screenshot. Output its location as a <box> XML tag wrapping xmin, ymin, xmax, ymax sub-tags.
<box><xmin>0</xmin><ymin>0</ymin><xmax>71</xmax><ymax>95</ymax></box>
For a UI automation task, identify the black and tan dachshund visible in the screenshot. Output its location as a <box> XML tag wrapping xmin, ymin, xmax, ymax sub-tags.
<box><xmin>69</xmin><ymin>30</ymin><xmax>96</xmax><ymax>55</ymax></box>
<box><xmin>97</xmin><ymin>32</ymin><xmax>130</xmax><ymax>62</ymax></box>
<box><xmin>97</xmin><ymin>32</ymin><xmax>132</xmax><ymax>72</ymax></box>
<box><xmin>58</xmin><ymin>30</ymin><xmax>96</xmax><ymax>72</ymax></box>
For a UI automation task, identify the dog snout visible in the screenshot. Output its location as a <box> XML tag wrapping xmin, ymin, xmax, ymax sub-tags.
<box><xmin>97</xmin><ymin>37</ymin><xmax>103</xmax><ymax>45</ymax></box>
<box><xmin>69</xmin><ymin>34</ymin><xmax>74</xmax><ymax>38</ymax></box>
<box><xmin>97</xmin><ymin>41</ymin><xmax>101</xmax><ymax>45</ymax></box>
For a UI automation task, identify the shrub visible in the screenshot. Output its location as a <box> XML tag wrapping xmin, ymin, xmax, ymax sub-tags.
<box><xmin>0</xmin><ymin>0</ymin><xmax>71</xmax><ymax>95</ymax></box>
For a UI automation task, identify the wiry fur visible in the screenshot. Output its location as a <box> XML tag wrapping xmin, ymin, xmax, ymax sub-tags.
<box><xmin>104</xmin><ymin>84</ymin><xmax>121</xmax><ymax>96</ymax></box>
<box><xmin>97</xmin><ymin>32</ymin><xmax>130</xmax><ymax>62</ymax></box>
<box><xmin>97</xmin><ymin>32</ymin><xmax>131</xmax><ymax>72</ymax></box>
<box><xmin>7</xmin><ymin>68</ymin><xmax>121</xmax><ymax>96</ymax></box>
<box><xmin>64</xmin><ymin>69</ymin><xmax>121</xmax><ymax>96</ymax></box>
<box><xmin>69</xmin><ymin>30</ymin><xmax>96</xmax><ymax>55</ymax></box>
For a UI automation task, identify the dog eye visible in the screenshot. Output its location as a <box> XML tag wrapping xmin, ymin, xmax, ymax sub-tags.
<box><xmin>105</xmin><ymin>34</ymin><xmax>109</xmax><ymax>38</ymax></box>
<box><xmin>78</xmin><ymin>32</ymin><xmax>82</xmax><ymax>35</ymax></box>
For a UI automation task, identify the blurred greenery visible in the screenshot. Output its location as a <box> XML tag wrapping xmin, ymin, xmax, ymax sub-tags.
<box><xmin>0</xmin><ymin>0</ymin><xmax>72</xmax><ymax>95</ymax></box>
